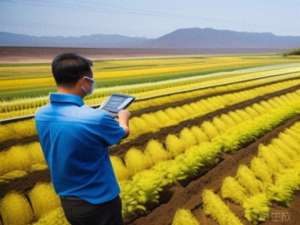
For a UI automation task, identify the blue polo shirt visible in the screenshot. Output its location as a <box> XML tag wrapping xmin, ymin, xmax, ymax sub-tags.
<box><xmin>34</xmin><ymin>92</ymin><xmax>126</xmax><ymax>204</ymax></box>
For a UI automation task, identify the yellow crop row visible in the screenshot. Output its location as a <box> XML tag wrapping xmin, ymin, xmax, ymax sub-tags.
<box><xmin>92</xmin><ymin>60</ymin><xmax>251</xmax><ymax>79</ymax></box>
<box><xmin>0</xmin><ymin>142</ymin><xmax>45</xmax><ymax>177</ymax></box>
<box><xmin>0</xmin><ymin>55</ymin><xmax>238</xmax><ymax>78</ymax></box>
<box><xmin>220</xmin><ymin>123</ymin><xmax>300</xmax><ymax>224</ymax></box>
<box><xmin>127</xmin><ymin>72</ymin><xmax>300</xmax><ymax>112</ymax></box>
<box><xmin>172</xmin><ymin>209</ymin><xmax>200</xmax><ymax>225</ymax></box>
<box><xmin>202</xmin><ymin>190</ymin><xmax>243</xmax><ymax>225</ymax></box>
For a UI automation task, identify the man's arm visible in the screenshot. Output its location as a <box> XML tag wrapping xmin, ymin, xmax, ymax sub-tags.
<box><xmin>117</xmin><ymin>110</ymin><xmax>131</xmax><ymax>138</ymax></box>
<box><xmin>96</xmin><ymin>109</ymin><xmax>131</xmax><ymax>145</ymax></box>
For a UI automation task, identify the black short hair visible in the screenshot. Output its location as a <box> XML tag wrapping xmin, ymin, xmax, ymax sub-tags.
<box><xmin>52</xmin><ymin>53</ymin><xmax>93</xmax><ymax>86</ymax></box>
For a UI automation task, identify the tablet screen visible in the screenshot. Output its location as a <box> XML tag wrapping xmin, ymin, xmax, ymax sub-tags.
<box><xmin>104</xmin><ymin>96</ymin><xmax>126</xmax><ymax>110</ymax></box>
<box><xmin>101</xmin><ymin>94</ymin><xmax>135</xmax><ymax>113</ymax></box>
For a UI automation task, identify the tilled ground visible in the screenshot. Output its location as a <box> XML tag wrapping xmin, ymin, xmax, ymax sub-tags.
<box><xmin>0</xmin><ymin>47</ymin><xmax>281</xmax><ymax>63</ymax></box>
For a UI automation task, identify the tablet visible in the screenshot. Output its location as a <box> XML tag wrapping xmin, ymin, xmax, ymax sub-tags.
<box><xmin>100</xmin><ymin>94</ymin><xmax>135</xmax><ymax>114</ymax></box>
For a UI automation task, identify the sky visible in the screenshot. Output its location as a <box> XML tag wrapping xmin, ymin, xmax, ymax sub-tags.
<box><xmin>0</xmin><ymin>0</ymin><xmax>300</xmax><ymax>38</ymax></box>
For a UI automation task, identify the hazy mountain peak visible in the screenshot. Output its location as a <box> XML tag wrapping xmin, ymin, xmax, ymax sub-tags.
<box><xmin>0</xmin><ymin>27</ymin><xmax>299</xmax><ymax>49</ymax></box>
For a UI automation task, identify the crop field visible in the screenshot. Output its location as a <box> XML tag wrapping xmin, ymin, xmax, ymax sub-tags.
<box><xmin>1</xmin><ymin>54</ymin><xmax>300</xmax><ymax>225</ymax></box>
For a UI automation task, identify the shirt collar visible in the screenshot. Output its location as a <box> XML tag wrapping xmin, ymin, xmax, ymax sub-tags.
<box><xmin>50</xmin><ymin>92</ymin><xmax>84</xmax><ymax>106</ymax></box>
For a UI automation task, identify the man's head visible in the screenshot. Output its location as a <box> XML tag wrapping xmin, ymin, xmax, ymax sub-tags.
<box><xmin>52</xmin><ymin>53</ymin><xmax>95</xmax><ymax>97</ymax></box>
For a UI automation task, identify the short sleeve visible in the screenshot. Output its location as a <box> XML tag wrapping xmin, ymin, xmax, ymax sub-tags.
<box><xmin>98</xmin><ymin>112</ymin><xmax>126</xmax><ymax>145</ymax></box>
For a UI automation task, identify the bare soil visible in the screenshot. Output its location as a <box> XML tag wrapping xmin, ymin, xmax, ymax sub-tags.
<box><xmin>0</xmin><ymin>47</ymin><xmax>281</xmax><ymax>63</ymax></box>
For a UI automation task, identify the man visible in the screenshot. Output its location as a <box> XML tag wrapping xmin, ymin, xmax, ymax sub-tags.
<box><xmin>35</xmin><ymin>53</ymin><xmax>130</xmax><ymax>225</ymax></box>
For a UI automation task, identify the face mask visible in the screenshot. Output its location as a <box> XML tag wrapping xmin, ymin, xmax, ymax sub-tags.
<box><xmin>81</xmin><ymin>76</ymin><xmax>95</xmax><ymax>96</ymax></box>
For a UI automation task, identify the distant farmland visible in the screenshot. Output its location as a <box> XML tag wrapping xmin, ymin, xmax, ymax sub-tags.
<box><xmin>0</xmin><ymin>46</ymin><xmax>284</xmax><ymax>63</ymax></box>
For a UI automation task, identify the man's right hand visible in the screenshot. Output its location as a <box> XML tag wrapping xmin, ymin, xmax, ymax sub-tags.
<box><xmin>118</xmin><ymin>110</ymin><xmax>131</xmax><ymax>121</ymax></box>
<box><xmin>118</xmin><ymin>110</ymin><xmax>131</xmax><ymax>137</ymax></box>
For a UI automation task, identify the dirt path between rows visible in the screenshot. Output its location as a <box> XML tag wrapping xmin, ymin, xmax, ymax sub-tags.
<box><xmin>0</xmin><ymin>170</ymin><xmax>50</xmax><ymax>198</ymax></box>
<box><xmin>0</xmin><ymin>47</ymin><xmax>282</xmax><ymax>64</ymax></box>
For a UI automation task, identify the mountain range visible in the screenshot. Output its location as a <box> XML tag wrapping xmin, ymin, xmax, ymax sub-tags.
<box><xmin>1</xmin><ymin>28</ymin><xmax>300</xmax><ymax>49</ymax></box>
